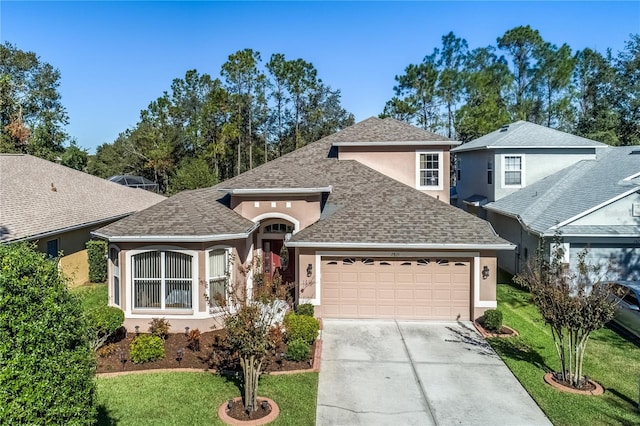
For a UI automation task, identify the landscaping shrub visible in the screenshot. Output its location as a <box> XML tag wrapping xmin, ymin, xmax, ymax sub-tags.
<box><xmin>187</xmin><ymin>328</ymin><xmax>201</xmax><ymax>352</ymax></box>
<box><xmin>0</xmin><ymin>243</ymin><xmax>96</xmax><ymax>424</ymax></box>
<box><xmin>149</xmin><ymin>318</ymin><xmax>170</xmax><ymax>341</ymax></box>
<box><xmin>286</xmin><ymin>338</ymin><xmax>310</xmax><ymax>361</ymax></box>
<box><xmin>483</xmin><ymin>309</ymin><xmax>503</xmax><ymax>332</ymax></box>
<box><xmin>96</xmin><ymin>343</ymin><xmax>119</xmax><ymax>358</ymax></box>
<box><xmin>86</xmin><ymin>240</ymin><xmax>107</xmax><ymax>283</ymax></box>
<box><xmin>129</xmin><ymin>335</ymin><xmax>165</xmax><ymax>364</ymax></box>
<box><xmin>295</xmin><ymin>303</ymin><xmax>315</xmax><ymax>317</ymax></box>
<box><xmin>85</xmin><ymin>305</ymin><xmax>124</xmax><ymax>350</ymax></box>
<box><xmin>284</xmin><ymin>312</ymin><xmax>320</xmax><ymax>344</ymax></box>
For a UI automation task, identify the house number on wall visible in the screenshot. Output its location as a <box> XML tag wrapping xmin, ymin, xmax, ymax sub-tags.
<box><xmin>390</xmin><ymin>252</ymin><xmax>401</xmax><ymax>257</ymax></box>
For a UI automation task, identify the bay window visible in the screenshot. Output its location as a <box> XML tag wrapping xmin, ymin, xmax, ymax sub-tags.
<box><xmin>208</xmin><ymin>248</ymin><xmax>229</xmax><ymax>311</ymax></box>
<box><xmin>132</xmin><ymin>250</ymin><xmax>193</xmax><ymax>310</ymax></box>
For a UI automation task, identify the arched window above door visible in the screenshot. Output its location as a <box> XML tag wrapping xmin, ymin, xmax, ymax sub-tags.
<box><xmin>263</xmin><ymin>223</ymin><xmax>294</xmax><ymax>234</ymax></box>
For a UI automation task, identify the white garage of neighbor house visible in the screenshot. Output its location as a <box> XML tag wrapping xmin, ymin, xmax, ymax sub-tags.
<box><xmin>94</xmin><ymin>118</ymin><xmax>514</xmax><ymax>332</ymax></box>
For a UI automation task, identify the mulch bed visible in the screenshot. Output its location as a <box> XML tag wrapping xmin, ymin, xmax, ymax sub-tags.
<box><xmin>473</xmin><ymin>320</ymin><xmax>519</xmax><ymax>338</ymax></box>
<box><xmin>96</xmin><ymin>329</ymin><xmax>315</xmax><ymax>374</ymax></box>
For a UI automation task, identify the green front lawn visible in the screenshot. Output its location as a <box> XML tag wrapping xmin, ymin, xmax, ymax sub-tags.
<box><xmin>97</xmin><ymin>372</ymin><xmax>318</xmax><ymax>426</ymax></box>
<box><xmin>71</xmin><ymin>283</ymin><xmax>108</xmax><ymax>311</ymax></box>
<box><xmin>490</xmin><ymin>282</ymin><xmax>640</xmax><ymax>426</ymax></box>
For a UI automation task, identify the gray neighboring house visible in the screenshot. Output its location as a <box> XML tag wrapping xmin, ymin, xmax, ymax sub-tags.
<box><xmin>484</xmin><ymin>146</ymin><xmax>640</xmax><ymax>279</ymax></box>
<box><xmin>451</xmin><ymin>121</ymin><xmax>607</xmax><ymax>216</ymax></box>
<box><xmin>0</xmin><ymin>154</ymin><xmax>165</xmax><ymax>285</ymax></box>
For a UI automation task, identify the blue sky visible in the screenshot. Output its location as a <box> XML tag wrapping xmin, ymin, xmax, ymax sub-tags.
<box><xmin>2</xmin><ymin>1</ymin><xmax>639</xmax><ymax>153</ymax></box>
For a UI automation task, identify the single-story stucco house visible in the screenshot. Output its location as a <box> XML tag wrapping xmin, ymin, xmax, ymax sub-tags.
<box><xmin>0</xmin><ymin>154</ymin><xmax>165</xmax><ymax>286</ymax></box>
<box><xmin>93</xmin><ymin>117</ymin><xmax>514</xmax><ymax>332</ymax></box>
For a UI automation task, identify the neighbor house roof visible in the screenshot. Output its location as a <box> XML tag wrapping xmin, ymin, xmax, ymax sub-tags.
<box><xmin>0</xmin><ymin>154</ymin><xmax>165</xmax><ymax>242</ymax></box>
<box><xmin>484</xmin><ymin>146</ymin><xmax>640</xmax><ymax>236</ymax></box>
<box><xmin>97</xmin><ymin>117</ymin><xmax>512</xmax><ymax>250</ymax></box>
<box><xmin>451</xmin><ymin>121</ymin><xmax>607</xmax><ymax>153</ymax></box>
<box><xmin>330</xmin><ymin>117</ymin><xmax>459</xmax><ymax>146</ymax></box>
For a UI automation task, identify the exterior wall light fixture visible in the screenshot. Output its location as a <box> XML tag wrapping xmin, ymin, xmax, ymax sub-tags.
<box><xmin>482</xmin><ymin>265</ymin><xmax>490</xmax><ymax>280</ymax></box>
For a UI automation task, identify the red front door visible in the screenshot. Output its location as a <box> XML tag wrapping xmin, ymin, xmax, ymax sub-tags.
<box><xmin>263</xmin><ymin>239</ymin><xmax>296</xmax><ymax>284</ymax></box>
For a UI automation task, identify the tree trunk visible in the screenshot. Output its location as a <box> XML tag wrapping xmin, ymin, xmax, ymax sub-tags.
<box><xmin>240</xmin><ymin>355</ymin><xmax>262</xmax><ymax>412</ymax></box>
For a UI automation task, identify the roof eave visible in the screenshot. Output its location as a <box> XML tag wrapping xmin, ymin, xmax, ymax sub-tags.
<box><xmin>333</xmin><ymin>140</ymin><xmax>460</xmax><ymax>147</ymax></box>
<box><xmin>218</xmin><ymin>186</ymin><xmax>333</xmax><ymax>195</ymax></box>
<box><xmin>285</xmin><ymin>241</ymin><xmax>516</xmax><ymax>251</ymax></box>
<box><xmin>92</xmin><ymin>221</ymin><xmax>260</xmax><ymax>243</ymax></box>
<box><xmin>5</xmin><ymin>213</ymin><xmax>133</xmax><ymax>244</ymax></box>
<box><xmin>453</xmin><ymin>145</ymin><xmax>602</xmax><ymax>153</ymax></box>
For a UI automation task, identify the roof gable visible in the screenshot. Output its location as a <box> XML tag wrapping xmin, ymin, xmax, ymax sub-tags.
<box><xmin>330</xmin><ymin>117</ymin><xmax>456</xmax><ymax>145</ymax></box>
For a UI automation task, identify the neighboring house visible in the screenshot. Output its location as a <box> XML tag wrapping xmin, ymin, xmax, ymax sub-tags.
<box><xmin>0</xmin><ymin>154</ymin><xmax>165</xmax><ymax>286</ymax></box>
<box><xmin>451</xmin><ymin>121</ymin><xmax>607</xmax><ymax>216</ymax></box>
<box><xmin>484</xmin><ymin>146</ymin><xmax>640</xmax><ymax>279</ymax></box>
<box><xmin>93</xmin><ymin>117</ymin><xmax>514</xmax><ymax>332</ymax></box>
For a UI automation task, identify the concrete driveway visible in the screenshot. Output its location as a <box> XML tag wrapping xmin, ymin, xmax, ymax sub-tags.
<box><xmin>316</xmin><ymin>319</ymin><xmax>552</xmax><ymax>426</ymax></box>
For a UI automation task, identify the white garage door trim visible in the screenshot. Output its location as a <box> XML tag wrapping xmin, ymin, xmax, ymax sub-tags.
<box><xmin>300</xmin><ymin>251</ymin><xmax>493</xmax><ymax>310</ymax></box>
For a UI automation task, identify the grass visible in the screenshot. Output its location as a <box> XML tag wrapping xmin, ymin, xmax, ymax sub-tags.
<box><xmin>96</xmin><ymin>372</ymin><xmax>319</xmax><ymax>426</ymax></box>
<box><xmin>490</xmin><ymin>280</ymin><xmax>640</xmax><ymax>426</ymax></box>
<box><xmin>71</xmin><ymin>282</ymin><xmax>108</xmax><ymax>311</ymax></box>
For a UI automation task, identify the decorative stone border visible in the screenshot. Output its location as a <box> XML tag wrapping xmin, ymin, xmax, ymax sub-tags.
<box><xmin>218</xmin><ymin>396</ymin><xmax>279</xmax><ymax>426</ymax></box>
<box><xmin>473</xmin><ymin>321</ymin><xmax>519</xmax><ymax>338</ymax></box>
<box><xmin>543</xmin><ymin>373</ymin><xmax>604</xmax><ymax>396</ymax></box>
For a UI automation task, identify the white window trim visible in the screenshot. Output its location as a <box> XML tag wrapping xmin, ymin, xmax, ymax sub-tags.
<box><xmin>416</xmin><ymin>150</ymin><xmax>444</xmax><ymax>191</ymax></box>
<box><xmin>125</xmin><ymin>247</ymin><xmax>203</xmax><ymax>318</ymax></box>
<box><xmin>501</xmin><ymin>154</ymin><xmax>525</xmax><ymax>188</ymax></box>
<box><xmin>205</xmin><ymin>246</ymin><xmax>234</xmax><ymax>316</ymax></box>
<box><xmin>108</xmin><ymin>244</ymin><xmax>121</xmax><ymax>307</ymax></box>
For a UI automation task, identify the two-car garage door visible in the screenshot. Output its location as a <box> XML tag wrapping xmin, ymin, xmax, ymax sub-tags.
<box><xmin>321</xmin><ymin>256</ymin><xmax>471</xmax><ymax>320</ymax></box>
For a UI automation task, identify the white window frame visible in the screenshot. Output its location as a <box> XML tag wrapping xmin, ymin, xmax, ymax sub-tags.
<box><xmin>206</xmin><ymin>246</ymin><xmax>233</xmax><ymax>316</ymax></box>
<box><xmin>109</xmin><ymin>245</ymin><xmax>121</xmax><ymax>307</ymax></box>
<box><xmin>416</xmin><ymin>150</ymin><xmax>443</xmax><ymax>191</ymax></box>
<box><xmin>127</xmin><ymin>248</ymin><xmax>197</xmax><ymax>314</ymax></box>
<box><xmin>501</xmin><ymin>154</ymin><xmax>525</xmax><ymax>188</ymax></box>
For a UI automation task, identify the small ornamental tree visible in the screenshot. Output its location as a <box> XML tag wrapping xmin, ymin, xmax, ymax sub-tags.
<box><xmin>0</xmin><ymin>243</ymin><xmax>96</xmax><ymax>424</ymax></box>
<box><xmin>514</xmin><ymin>237</ymin><xmax>618</xmax><ymax>389</ymax></box>
<box><xmin>213</xmin><ymin>255</ymin><xmax>291</xmax><ymax>413</ymax></box>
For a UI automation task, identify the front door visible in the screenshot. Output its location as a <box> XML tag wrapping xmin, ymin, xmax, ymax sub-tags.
<box><xmin>263</xmin><ymin>239</ymin><xmax>296</xmax><ymax>284</ymax></box>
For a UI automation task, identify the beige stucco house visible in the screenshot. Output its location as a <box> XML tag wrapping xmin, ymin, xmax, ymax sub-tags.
<box><xmin>94</xmin><ymin>118</ymin><xmax>514</xmax><ymax>332</ymax></box>
<box><xmin>0</xmin><ymin>154</ymin><xmax>165</xmax><ymax>286</ymax></box>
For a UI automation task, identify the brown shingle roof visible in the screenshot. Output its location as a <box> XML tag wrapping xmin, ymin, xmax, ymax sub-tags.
<box><xmin>95</xmin><ymin>118</ymin><xmax>510</xmax><ymax>248</ymax></box>
<box><xmin>0</xmin><ymin>154</ymin><xmax>165</xmax><ymax>242</ymax></box>
<box><xmin>327</xmin><ymin>117</ymin><xmax>455</xmax><ymax>143</ymax></box>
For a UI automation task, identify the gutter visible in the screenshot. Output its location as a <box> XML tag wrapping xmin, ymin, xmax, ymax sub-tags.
<box><xmin>284</xmin><ymin>241</ymin><xmax>516</xmax><ymax>251</ymax></box>
<box><xmin>218</xmin><ymin>186</ymin><xmax>332</xmax><ymax>195</ymax></box>
<box><xmin>452</xmin><ymin>145</ymin><xmax>603</xmax><ymax>153</ymax></box>
<box><xmin>6</xmin><ymin>213</ymin><xmax>132</xmax><ymax>244</ymax></box>
<box><xmin>333</xmin><ymin>140</ymin><xmax>461</xmax><ymax>147</ymax></box>
<box><xmin>92</xmin><ymin>221</ymin><xmax>261</xmax><ymax>243</ymax></box>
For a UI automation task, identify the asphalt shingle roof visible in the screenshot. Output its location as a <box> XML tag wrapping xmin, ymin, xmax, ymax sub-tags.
<box><xmin>485</xmin><ymin>146</ymin><xmax>640</xmax><ymax>235</ymax></box>
<box><xmin>451</xmin><ymin>121</ymin><xmax>607</xmax><ymax>153</ymax></box>
<box><xmin>0</xmin><ymin>154</ymin><xmax>165</xmax><ymax>242</ymax></box>
<box><xmin>328</xmin><ymin>116</ymin><xmax>455</xmax><ymax>143</ymax></box>
<box><xmin>97</xmin><ymin>118</ymin><xmax>510</xmax><ymax>247</ymax></box>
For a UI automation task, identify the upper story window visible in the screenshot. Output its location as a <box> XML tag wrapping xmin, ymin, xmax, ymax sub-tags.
<box><xmin>502</xmin><ymin>154</ymin><xmax>524</xmax><ymax>187</ymax></box>
<box><xmin>264</xmin><ymin>223</ymin><xmax>294</xmax><ymax>234</ymax></box>
<box><xmin>132</xmin><ymin>250</ymin><xmax>193</xmax><ymax>310</ymax></box>
<box><xmin>416</xmin><ymin>151</ymin><xmax>443</xmax><ymax>190</ymax></box>
<box><xmin>487</xmin><ymin>157</ymin><xmax>493</xmax><ymax>185</ymax></box>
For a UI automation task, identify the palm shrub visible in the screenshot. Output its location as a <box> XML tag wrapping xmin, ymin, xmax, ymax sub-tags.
<box><xmin>0</xmin><ymin>243</ymin><xmax>96</xmax><ymax>424</ymax></box>
<box><xmin>514</xmin><ymin>237</ymin><xmax>617</xmax><ymax>388</ymax></box>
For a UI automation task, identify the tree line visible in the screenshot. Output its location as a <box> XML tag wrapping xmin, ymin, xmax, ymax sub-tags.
<box><xmin>381</xmin><ymin>26</ymin><xmax>639</xmax><ymax>145</ymax></box>
<box><xmin>88</xmin><ymin>49</ymin><xmax>354</xmax><ymax>193</ymax></box>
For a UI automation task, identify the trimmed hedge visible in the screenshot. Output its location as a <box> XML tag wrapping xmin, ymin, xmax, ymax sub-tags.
<box><xmin>129</xmin><ymin>335</ymin><xmax>165</xmax><ymax>364</ymax></box>
<box><xmin>284</xmin><ymin>312</ymin><xmax>320</xmax><ymax>345</ymax></box>
<box><xmin>0</xmin><ymin>243</ymin><xmax>96</xmax><ymax>424</ymax></box>
<box><xmin>85</xmin><ymin>306</ymin><xmax>124</xmax><ymax>350</ymax></box>
<box><xmin>295</xmin><ymin>303</ymin><xmax>315</xmax><ymax>317</ymax></box>
<box><xmin>286</xmin><ymin>338</ymin><xmax>310</xmax><ymax>361</ymax></box>
<box><xmin>86</xmin><ymin>240</ymin><xmax>107</xmax><ymax>283</ymax></box>
<box><xmin>483</xmin><ymin>309</ymin><xmax>503</xmax><ymax>332</ymax></box>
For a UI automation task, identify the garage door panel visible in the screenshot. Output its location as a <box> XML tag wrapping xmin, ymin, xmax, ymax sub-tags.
<box><xmin>321</xmin><ymin>257</ymin><xmax>470</xmax><ymax>320</ymax></box>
